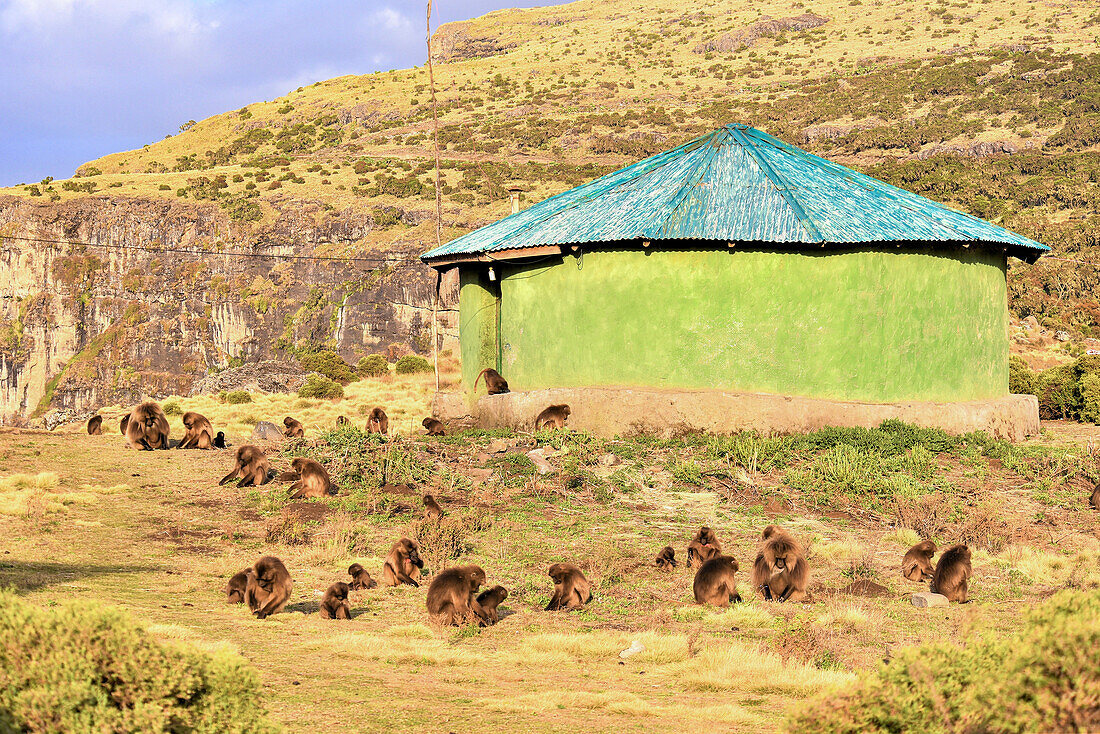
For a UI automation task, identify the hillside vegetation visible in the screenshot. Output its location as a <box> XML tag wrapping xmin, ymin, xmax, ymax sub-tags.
<box><xmin>3</xmin><ymin>0</ymin><xmax>1099</xmax><ymax>334</ymax></box>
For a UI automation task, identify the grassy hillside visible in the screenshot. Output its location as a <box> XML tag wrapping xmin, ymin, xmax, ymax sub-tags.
<box><xmin>3</xmin><ymin>0</ymin><xmax>1100</xmax><ymax>331</ymax></box>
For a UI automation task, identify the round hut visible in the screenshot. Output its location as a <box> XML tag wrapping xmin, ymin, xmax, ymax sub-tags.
<box><xmin>422</xmin><ymin>124</ymin><xmax>1047</xmax><ymax>439</ymax></box>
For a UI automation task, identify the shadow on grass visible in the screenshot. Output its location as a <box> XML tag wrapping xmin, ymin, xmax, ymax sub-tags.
<box><xmin>0</xmin><ymin>560</ymin><xmax>162</xmax><ymax>592</ymax></box>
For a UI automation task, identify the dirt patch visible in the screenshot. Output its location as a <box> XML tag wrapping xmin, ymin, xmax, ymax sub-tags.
<box><xmin>837</xmin><ymin>580</ymin><xmax>892</xmax><ymax>598</ymax></box>
<box><xmin>283</xmin><ymin>501</ymin><xmax>333</xmax><ymax>523</ymax></box>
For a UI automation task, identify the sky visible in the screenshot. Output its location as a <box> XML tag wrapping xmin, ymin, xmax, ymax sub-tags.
<box><xmin>0</xmin><ymin>0</ymin><xmax>557</xmax><ymax>186</ymax></box>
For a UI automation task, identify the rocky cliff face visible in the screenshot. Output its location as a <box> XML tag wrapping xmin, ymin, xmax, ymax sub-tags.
<box><xmin>0</xmin><ymin>195</ymin><xmax>456</xmax><ymax>423</ymax></box>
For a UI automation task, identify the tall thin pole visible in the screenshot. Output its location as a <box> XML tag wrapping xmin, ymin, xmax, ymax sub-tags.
<box><xmin>427</xmin><ymin>0</ymin><xmax>442</xmax><ymax>392</ymax></box>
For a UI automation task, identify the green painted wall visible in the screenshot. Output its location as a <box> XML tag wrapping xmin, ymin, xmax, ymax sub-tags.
<box><xmin>459</xmin><ymin>269</ymin><xmax>500</xmax><ymax>402</ymax></box>
<box><xmin>458</xmin><ymin>246</ymin><xmax>1009</xmax><ymax>403</ymax></box>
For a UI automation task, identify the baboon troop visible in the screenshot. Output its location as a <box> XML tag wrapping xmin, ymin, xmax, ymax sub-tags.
<box><xmin>87</xmin><ymin>415</ymin><xmax>102</xmax><ymax>435</ymax></box>
<box><xmin>283</xmin><ymin>416</ymin><xmax>305</xmax><ymax>439</ymax></box>
<box><xmin>473</xmin><ymin>585</ymin><xmax>508</xmax><ymax>626</ymax></box>
<box><xmin>422</xmin><ymin>417</ymin><xmax>446</xmax><ymax>436</ymax></box>
<box><xmin>220</xmin><ymin>445</ymin><xmax>273</xmax><ymax>487</ymax></box>
<box><xmin>367</xmin><ymin>407</ymin><xmax>389</xmax><ymax>435</ymax></box>
<box><xmin>225</xmin><ymin>568</ymin><xmax>251</xmax><ymax>604</ymax></box>
<box><xmin>124</xmin><ymin>401</ymin><xmax>170</xmax><ymax>450</ymax></box>
<box><xmin>177</xmin><ymin>411</ymin><xmax>215</xmax><ymax>450</ymax></box>
<box><xmin>474</xmin><ymin>367</ymin><xmax>510</xmax><ymax>395</ymax></box>
<box><xmin>426</xmin><ymin>565</ymin><xmax>487</xmax><ymax>625</ymax></box>
<box><xmin>246</xmin><ymin>556</ymin><xmax>293</xmax><ymax>619</ymax></box>
<box><xmin>534</xmin><ymin>404</ymin><xmax>570</xmax><ymax>430</ymax></box>
<box><xmin>348</xmin><ymin>563</ymin><xmax>377</xmax><ymax>590</ymax></box>
<box><xmin>214</xmin><ymin>431</ymin><xmax>226</xmax><ymax>449</ymax></box>
<box><xmin>751</xmin><ymin>525</ymin><xmax>809</xmax><ymax>602</ymax></box>
<box><xmin>382</xmin><ymin>538</ymin><xmax>424</xmax><ymax>587</ymax></box>
<box><xmin>319</xmin><ymin>582</ymin><xmax>352</xmax><ymax>619</ymax></box>
<box><xmin>693</xmin><ymin>555</ymin><xmax>743</xmax><ymax>607</ymax></box>
<box><xmin>687</xmin><ymin>526</ymin><xmax>722</xmax><ymax>569</ymax></box>
<box><xmin>902</xmin><ymin>540</ymin><xmax>938</xmax><ymax>582</ymax></box>
<box><xmin>287</xmin><ymin>457</ymin><xmax>337</xmax><ymax>499</ymax></box>
<box><xmin>423</xmin><ymin>494</ymin><xmax>444</xmax><ymax>519</ymax></box>
<box><xmin>655</xmin><ymin>546</ymin><xmax>677</xmax><ymax>569</ymax></box>
<box><xmin>545</xmin><ymin>563</ymin><xmax>592</xmax><ymax>611</ymax></box>
<box><xmin>931</xmin><ymin>544</ymin><xmax>972</xmax><ymax>603</ymax></box>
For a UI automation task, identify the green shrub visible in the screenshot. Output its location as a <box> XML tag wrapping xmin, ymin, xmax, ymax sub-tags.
<box><xmin>0</xmin><ymin>590</ymin><xmax>279</xmax><ymax>733</ymax></box>
<box><xmin>394</xmin><ymin>355</ymin><xmax>432</xmax><ymax>374</ymax></box>
<box><xmin>298</xmin><ymin>374</ymin><xmax>344</xmax><ymax>400</ymax></box>
<box><xmin>1008</xmin><ymin>355</ymin><xmax>1038</xmax><ymax>396</ymax></box>
<box><xmin>162</xmin><ymin>401</ymin><xmax>183</xmax><ymax>416</ymax></box>
<box><xmin>357</xmin><ymin>354</ymin><xmax>389</xmax><ymax>377</ymax></box>
<box><xmin>225</xmin><ymin>390</ymin><xmax>253</xmax><ymax>405</ymax></box>
<box><xmin>297</xmin><ymin>349</ymin><xmax>357</xmax><ymax>384</ymax></box>
<box><xmin>786</xmin><ymin>589</ymin><xmax>1100</xmax><ymax>733</ymax></box>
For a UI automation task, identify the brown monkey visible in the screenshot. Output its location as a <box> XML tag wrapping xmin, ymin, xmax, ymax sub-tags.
<box><xmin>213</xmin><ymin>431</ymin><xmax>226</xmax><ymax>449</ymax></box>
<box><xmin>124</xmin><ymin>401</ymin><xmax>170</xmax><ymax>450</ymax></box>
<box><xmin>473</xmin><ymin>585</ymin><xmax>508</xmax><ymax>626</ymax></box>
<box><xmin>534</xmin><ymin>404</ymin><xmax>570</xmax><ymax>430</ymax></box>
<box><xmin>283</xmin><ymin>416</ymin><xmax>305</xmax><ymax>439</ymax></box>
<box><xmin>225</xmin><ymin>568</ymin><xmax>252</xmax><ymax>604</ymax></box>
<box><xmin>426</xmin><ymin>565</ymin><xmax>486</xmax><ymax>625</ymax></box>
<box><xmin>319</xmin><ymin>582</ymin><xmax>351</xmax><ymax>619</ymax></box>
<box><xmin>655</xmin><ymin>546</ymin><xmax>677</xmax><ymax>569</ymax></box>
<box><xmin>382</xmin><ymin>538</ymin><xmax>424</xmax><ymax>587</ymax></box>
<box><xmin>474</xmin><ymin>367</ymin><xmax>509</xmax><ymax>395</ymax></box>
<box><xmin>245</xmin><ymin>556</ymin><xmax>292</xmax><ymax>619</ymax></box>
<box><xmin>219</xmin><ymin>445</ymin><xmax>273</xmax><ymax>487</ymax></box>
<box><xmin>348</xmin><ymin>563</ymin><xmax>377</xmax><ymax>590</ymax></box>
<box><xmin>687</xmin><ymin>526</ymin><xmax>722</xmax><ymax>569</ymax></box>
<box><xmin>930</xmin><ymin>544</ymin><xmax>972</xmax><ymax>603</ymax></box>
<box><xmin>423</xmin><ymin>494</ymin><xmax>443</xmax><ymax>519</ymax></box>
<box><xmin>902</xmin><ymin>540</ymin><xmax>938</xmax><ymax>582</ymax></box>
<box><xmin>177</xmin><ymin>411</ymin><xmax>215</xmax><ymax>450</ymax></box>
<box><xmin>693</xmin><ymin>555</ymin><xmax>743</xmax><ymax>607</ymax></box>
<box><xmin>367</xmin><ymin>407</ymin><xmax>389</xmax><ymax>435</ymax></box>
<box><xmin>336</xmin><ymin>415</ymin><xmax>350</xmax><ymax>427</ymax></box>
<box><xmin>422</xmin><ymin>417</ymin><xmax>446</xmax><ymax>436</ymax></box>
<box><xmin>1090</xmin><ymin>483</ymin><xmax>1099</xmax><ymax>510</ymax></box>
<box><xmin>87</xmin><ymin>415</ymin><xmax>103</xmax><ymax>435</ymax></box>
<box><xmin>287</xmin><ymin>457</ymin><xmax>337</xmax><ymax>498</ymax></box>
<box><xmin>751</xmin><ymin>525</ymin><xmax>809</xmax><ymax>602</ymax></box>
<box><xmin>119</xmin><ymin>414</ymin><xmax>129</xmax><ymax>434</ymax></box>
<box><xmin>545</xmin><ymin>563</ymin><xmax>592</xmax><ymax>611</ymax></box>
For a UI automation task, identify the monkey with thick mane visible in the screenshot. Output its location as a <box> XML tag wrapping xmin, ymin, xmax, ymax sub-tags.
<box><xmin>902</xmin><ymin>540</ymin><xmax>937</xmax><ymax>582</ymax></box>
<box><xmin>367</xmin><ymin>408</ymin><xmax>389</xmax><ymax>435</ymax></box>
<box><xmin>87</xmin><ymin>415</ymin><xmax>103</xmax><ymax>435</ymax></box>
<box><xmin>423</xmin><ymin>494</ymin><xmax>443</xmax><ymax>519</ymax></box>
<box><xmin>473</xmin><ymin>585</ymin><xmax>508</xmax><ymax>626</ymax></box>
<box><xmin>751</xmin><ymin>525</ymin><xmax>809</xmax><ymax>602</ymax></box>
<box><xmin>220</xmin><ymin>445</ymin><xmax>273</xmax><ymax>487</ymax></box>
<box><xmin>348</xmin><ymin>563</ymin><xmax>377</xmax><ymax>590</ymax></box>
<box><xmin>287</xmin><ymin>457</ymin><xmax>337</xmax><ymax>498</ymax></box>
<box><xmin>225</xmin><ymin>568</ymin><xmax>251</xmax><ymax>604</ymax></box>
<box><xmin>655</xmin><ymin>546</ymin><xmax>677</xmax><ymax>569</ymax></box>
<box><xmin>177</xmin><ymin>411</ymin><xmax>215</xmax><ymax>450</ymax></box>
<box><xmin>124</xmin><ymin>401</ymin><xmax>170</xmax><ymax>450</ymax></box>
<box><xmin>426</xmin><ymin>565</ymin><xmax>486</xmax><ymax>625</ymax></box>
<box><xmin>534</xmin><ymin>404</ymin><xmax>570</xmax><ymax>430</ymax></box>
<box><xmin>119</xmin><ymin>415</ymin><xmax>130</xmax><ymax>434</ymax></box>
<box><xmin>1090</xmin><ymin>483</ymin><xmax>1099</xmax><ymax>510</ymax></box>
<box><xmin>545</xmin><ymin>563</ymin><xmax>591</xmax><ymax>611</ymax></box>
<box><xmin>474</xmin><ymin>368</ymin><xmax>509</xmax><ymax>395</ymax></box>
<box><xmin>693</xmin><ymin>555</ymin><xmax>743</xmax><ymax>607</ymax></box>
<box><xmin>245</xmin><ymin>556</ymin><xmax>292</xmax><ymax>619</ymax></box>
<box><xmin>319</xmin><ymin>582</ymin><xmax>352</xmax><ymax>619</ymax></box>
<box><xmin>283</xmin><ymin>416</ymin><xmax>305</xmax><ymax>439</ymax></box>
<box><xmin>382</xmin><ymin>538</ymin><xmax>424</xmax><ymax>587</ymax></box>
<box><xmin>931</xmin><ymin>544</ymin><xmax>972</xmax><ymax>603</ymax></box>
<box><xmin>422</xmin><ymin>417</ymin><xmax>446</xmax><ymax>436</ymax></box>
<box><xmin>687</xmin><ymin>526</ymin><xmax>722</xmax><ymax>569</ymax></box>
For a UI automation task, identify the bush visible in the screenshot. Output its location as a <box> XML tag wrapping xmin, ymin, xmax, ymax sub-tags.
<box><xmin>395</xmin><ymin>355</ymin><xmax>432</xmax><ymax>375</ymax></box>
<box><xmin>786</xmin><ymin>589</ymin><xmax>1100</xmax><ymax>733</ymax></box>
<box><xmin>1031</xmin><ymin>355</ymin><xmax>1100</xmax><ymax>423</ymax></box>
<box><xmin>357</xmin><ymin>354</ymin><xmax>390</xmax><ymax>378</ymax></box>
<box><xmin>225</xmin><ymin>390</ymin><xmax>253</xmax><ymax>405</ymax></box>
<box><xmin>162</xmin><ymin>401</ymin><xmax>183</xmax><ymax>416</ymax></box>
<box><xmin>298</xmin><ymin>374</ymin><xmax>344</xmax><ymax>400</ymax></box>
<box><xmin>0</xmin><ymin>590</ymin><xmax>278</xmax><ymax>733</ymax></box>
<box><xmin>1008</xmin><ymin>355</ymin><xmax>1037</xmax><ymax>396</ymax></box>
<box><xmin>297</xmin><ymin>350</ymin><xmax>357</xmax><ymax>384</ymax></box>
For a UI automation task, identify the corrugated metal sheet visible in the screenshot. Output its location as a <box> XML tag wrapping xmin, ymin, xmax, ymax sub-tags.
<box><xmin>420</xmin><ymin>124</ymin><xmax>1048</xmax><ymax>261</ymax></box>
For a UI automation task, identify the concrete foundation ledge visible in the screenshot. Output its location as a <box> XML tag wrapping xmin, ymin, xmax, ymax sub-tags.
<box><xmin>434</xmin><ymin>387</ymin><xmax>1040</xmax><ymax>441</ymax></box>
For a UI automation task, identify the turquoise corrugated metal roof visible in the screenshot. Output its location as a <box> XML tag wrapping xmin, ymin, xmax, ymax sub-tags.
<box><xmin>421</xmin><ymin>123</ymin><xmax>1048</xmax><ymax>261</ymax></box>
